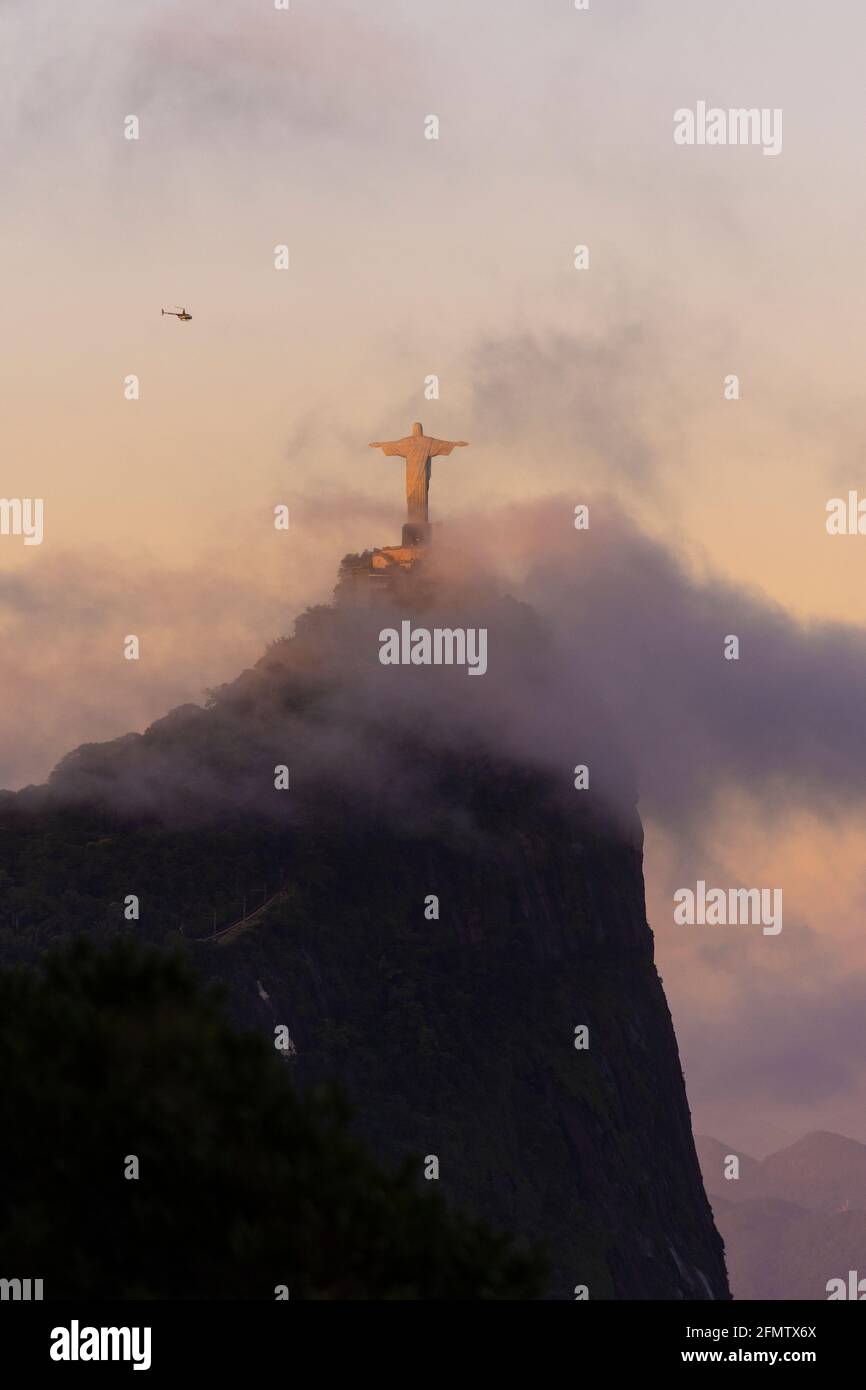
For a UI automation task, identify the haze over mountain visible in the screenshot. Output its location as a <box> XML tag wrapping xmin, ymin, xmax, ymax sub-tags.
<box><xmin>0</xmin><ymin>548</ymin><xmax>728</xmax><ymax>1298</ymax></box>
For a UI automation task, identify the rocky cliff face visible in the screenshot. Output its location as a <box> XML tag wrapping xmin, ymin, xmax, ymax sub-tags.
<box><xmin>203</xmin><ymin>763</ymin><xmax>728</xmax><ymax>1299</ymax></box>
<box><xmin>0</xmin><ymin>554</ymin><xmax>729</xmax><ymax>1298</ymax></box>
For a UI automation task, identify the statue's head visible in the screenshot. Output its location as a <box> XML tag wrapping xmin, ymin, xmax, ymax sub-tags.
<box><xmin>412</xmin><ymin>421</ymin><xmax>423</xmax><ymax>436</ymax></box>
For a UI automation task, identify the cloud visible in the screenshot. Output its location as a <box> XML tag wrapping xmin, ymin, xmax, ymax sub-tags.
<box><xmin>470</xmin><ymin>330</ymin><xmax>665</xmax><ymax>483</ymax></box>
<box><xmin>0</xmin><ymin>0</ymin><xmax>421</xmax><ymax>185</ymax></box>
<box><xmin>10</xmin><ymin>491</ymin><xmax>866</xmax><ymax>831</ymax></box>
<box><xmin>438</xmin><ymin>497</ymin><xmax>866</xmax><ymax>827</ymax></box>
<box><xmin>0</xmin><ymin>496</ymin><xmax>389</xmax><ymax>792</ymax></box>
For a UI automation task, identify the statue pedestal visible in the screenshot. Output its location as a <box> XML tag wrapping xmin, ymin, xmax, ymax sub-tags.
<box><xmin>402</xmin><ymin>520</ymin><xmax>432</xmax><ymax>548</ymax></box>
<box><xmin>366</xmin><ymin>520</ymin><xmax>433</xmax><ymax>586</ymax></box>
<box><xmin>371</xmin><ymin>545</ymin><xmax>416</xmax><ymax>571</ymax></box>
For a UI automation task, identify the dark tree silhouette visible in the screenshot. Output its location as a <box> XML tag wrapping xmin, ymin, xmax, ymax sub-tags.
<box><xmin>0</xmin><ymin>939</ymin><xmax>544</xmax><ymax>1299</ymax></box>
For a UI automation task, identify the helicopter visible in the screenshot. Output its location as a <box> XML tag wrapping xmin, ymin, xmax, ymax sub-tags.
<box><xmin>161</xmin><ymin>306</ymin><xmax>192</xmax><ymax>321</ymax></box>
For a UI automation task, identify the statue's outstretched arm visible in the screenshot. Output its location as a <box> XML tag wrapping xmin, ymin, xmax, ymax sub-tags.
<box><xmin>429</xmin><ymin>438</ymin><xmax>469</xmax><ymax>456</ymax></box>
<box><xmin>369</xmin><ymin>440</ymin><xmax>407</xmax><ymax>456</ymax></box>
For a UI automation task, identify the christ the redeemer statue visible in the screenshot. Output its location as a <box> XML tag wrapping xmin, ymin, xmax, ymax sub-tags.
<box><xmin>369</xmin><ymin>422</ymin><xmax>469</xmax><ymax>522</ymax></box>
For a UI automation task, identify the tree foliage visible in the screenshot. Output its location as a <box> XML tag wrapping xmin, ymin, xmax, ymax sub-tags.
<box><xmin>0</xmin><ymin>938</ymin><xmax>544</xmax><ymax>1299</ymax></box>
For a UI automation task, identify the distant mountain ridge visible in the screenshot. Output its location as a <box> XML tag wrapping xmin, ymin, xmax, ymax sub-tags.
<box><xmin>696</xmin><ymin>1131</ymin><xmax>866</xmax><ymax>1299</ymax></box>
<box><xmin>697</xmin><ymin>1131</ymin><xmax>866</xmax><ymax>1212</ymax></box>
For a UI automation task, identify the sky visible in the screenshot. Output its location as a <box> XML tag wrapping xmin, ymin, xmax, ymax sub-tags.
<box><xmin>2</xmin><ymin>0</ymin><xmax>866</xmax><ymax>1155</ymax></box>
